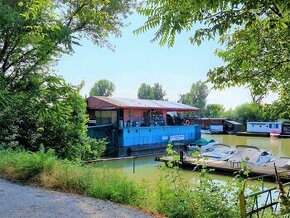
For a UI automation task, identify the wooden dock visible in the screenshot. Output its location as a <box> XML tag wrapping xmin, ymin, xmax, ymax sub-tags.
<box><xmin>84</xmin><ymin>152</ymin><xmax>165</xmax><ymax>163</ymax></box>
<box><xmin>157</xmin><ymin>155</ymin><xmax>290</xmax><ymax>180</ymax></box>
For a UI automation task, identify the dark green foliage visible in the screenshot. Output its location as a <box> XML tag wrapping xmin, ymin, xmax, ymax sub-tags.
<box><xmin>262</xmin><ymin>87</ymin><xmax>290</xmax><ymax>120</ymax></box>
<box><xmin>137</xmin><ymin>82</ymin><xmax>166</xmax><ymax>100</ymax></box>
<box><xmin>138</xmin><ymin>83</ymin><xmax>153</xmax><ymax>99</ymax></box>
<box><xmin>0</xmin><ymin>149</ymin><xmax>58</xmax><ymax>181</ymax></box>
<box><xmin>135</xmin><ymin>1</ymin><xmax>284</xmax><ymax>46</ymax></box>
<box><xmin>222</xmin><ymin>102</ymin><xmax>287</xmax><ymax>125</ymax></box>
<box><xmin>158</xmin><ymin>145</ymin><xmax>241</xmax><ymax>217</ymax></box>
<box><xmin>156</xmin><ymin>167</ymin><xmax>240</xmax><ymax>218</ymax></box>
<box><xmin>232</xmin><ymin>103</ymin><xmax>264</xmax><ymax>126</ymax></box>
<box><xmin>204</xmin><ymin>104</ymin><xmax>225</xmax><ymax>118</ymax></box>
<box><xmin>89</xmin><ymin>79</ymin><xmax>115</xmax><ymax>96</ymax></box>
<box><xmin>179</xmin><ymin>80</ymin><xmax>209</xmax><ymax>109</ymax></box>
<box><xmin>0</xmin><ymin>0</ymin><xmax>134</xmax><ymax>83</ymax></box>
<box><xmin>0</xmin><ymin>0</ymin><xmax>131</xmax><ymax>159</ymax></box>
<box><xmin>0</xmin><ymin>73</ymin><xmax>106</xmax><ymax>160</ymax></box>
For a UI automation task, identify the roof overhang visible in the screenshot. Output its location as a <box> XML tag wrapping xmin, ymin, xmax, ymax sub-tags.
<box><xmin>87</xmin><ymin>96</ymin><xmax>200</xmax><ymax>112</ymax></box>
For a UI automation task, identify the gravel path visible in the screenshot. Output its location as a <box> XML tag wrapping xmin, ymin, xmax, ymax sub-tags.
<box><xmin>0</xmin><ymin>179</ymin><xmax>154</xmax><ymax>218</ymax></box>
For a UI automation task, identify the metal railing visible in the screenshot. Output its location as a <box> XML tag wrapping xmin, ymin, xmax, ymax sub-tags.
<box><xmin>240</xmin><ymin>174</ymin><xmax>290</xmax><ymax>217</ymax></box>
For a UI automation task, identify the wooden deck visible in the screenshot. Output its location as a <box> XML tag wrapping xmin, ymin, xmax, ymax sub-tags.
<box><xmin>157</xmin><ymin>155</ymin><xmax>290</xmax><ymax>180</ymax></box>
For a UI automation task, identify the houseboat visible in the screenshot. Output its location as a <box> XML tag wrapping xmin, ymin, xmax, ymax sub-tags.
<box><xmin>197</xmin><ymin>118</ymin><xmax>243</xmax><ymax>134</ymax></box>
<box><xmin>86</xmin><ymin>96</ymin><xmax>201</xmax><ymax>156</ymax></box>
<box><xmin>247</xmin><ymin>122</ymin><xmax>282</xmax><ymax>137</ymax></box>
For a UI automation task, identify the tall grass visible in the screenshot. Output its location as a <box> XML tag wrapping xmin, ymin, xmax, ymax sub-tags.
<box><xmin>0</xmin><ymin>149</ymin><xmax>146</xmax><ymax>206</ymax></box>
<box><xmin>0</xmin><ymin>149</ymin><xmax>274</xmax><ymax>217</ymax></box>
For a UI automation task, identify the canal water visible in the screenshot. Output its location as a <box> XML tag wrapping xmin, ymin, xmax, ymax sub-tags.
<box><xmin>94</xmin><ymin>135</ymin><xmax>290</xmax><ymax>185</ymax></box>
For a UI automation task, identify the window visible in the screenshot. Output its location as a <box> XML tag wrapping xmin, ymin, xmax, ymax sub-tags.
<box><xmin>269</xmin><ymin>124</ymin><xmax>272</xmax><ymax>128</ymax></box>
<box><xmin>94</xmin><ymin>110</ymin><xmax>117</xmax><ymax>126</ymax></box>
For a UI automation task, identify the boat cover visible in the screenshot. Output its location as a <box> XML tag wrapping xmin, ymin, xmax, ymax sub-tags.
<box><xmin>193</xmin><ymin>138</ymin><xmax>216</xmax><ymax>146</ymax></box>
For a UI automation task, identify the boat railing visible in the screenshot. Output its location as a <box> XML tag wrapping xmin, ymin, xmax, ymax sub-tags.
<box><xmin>213</xmin><ymin>143</ymin><xmax>232</xmax><ymax>148</ymax></box>
<box><xmin>236</xmin><ymin>144</ymin><xmax>261</xmax><ymax>151</ymax></box>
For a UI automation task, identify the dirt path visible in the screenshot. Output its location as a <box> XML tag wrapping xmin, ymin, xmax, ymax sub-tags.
<box><xmin>0</xmin><ymin>179</ymin><xmax>154</xmax><ymax>218</ymax></box>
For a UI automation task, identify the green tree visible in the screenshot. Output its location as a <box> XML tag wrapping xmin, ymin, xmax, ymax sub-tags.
<box><xmin>222</xmin><ymin>108</ymin><xmax>236</xmax><ymax>120</ymax></box>
<box><xmin>137</xmin><ymin>82</ymin><xmax>166</xmax><ymax>100</ymax></box>
<box><xmin>179</xmin><ymin>81</ymin><xmax>209</xmax><ymax>109</ymax></box>
<box><xmin>138</xmin><ymin>83</ymin><xmax>153</xmax><ymax>99</ymax></box>
<box><xmin>152</xmin><ymin>83</ymin><xmax>166</xmax><ymax>100</ymax></box>
<box><xmin>0</xmin><ymin>74</ymin><xmax>106</xmax><ymax>160</ymax></box>
<box><xmin>0</xmin><ymin>0</ymin><xmax>134</xmax><ymax>88</ymax></box>
<box><xmin>249</xmin><ymin>87</ymin><xmax>267</xmax><ymax>104</ymax></box>
<box><xmin>135</xmin><ymin>0</ymin><xmax>289</xmax><ymax>117</ymax></box>
<box><xmin>0</xmin><ymin>0</ymin><xmax>133</xmax><ymax>159</ymax></box>
<box><xmin>204</xmin><ymin>104</ymin><xmax>225</xmax><ymax>118</ymax></box>
<box><xmin>89</xmin><ymin>79</ymin><xmax>115</xmax><ymax>96</ymax></box>
<box><xmin>208</xmin><ymin>20</ymin><xmax>290</xmax><ymax>115</ymax></box>
<box><xmin>233</xmin><ymin>103</ymin><xmax>263</xmax><ymax>126</ymax></box>
<box><xmin>262</xmin><ymin>88</ymin><xmax>290</xmax><ymax>121</ymax></box>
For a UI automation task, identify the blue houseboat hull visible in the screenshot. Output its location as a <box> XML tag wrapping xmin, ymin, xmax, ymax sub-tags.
<box><xmin>88</xmin><ymin>125</ymin><xmax>201</xmax><ymax>157</ymax></box>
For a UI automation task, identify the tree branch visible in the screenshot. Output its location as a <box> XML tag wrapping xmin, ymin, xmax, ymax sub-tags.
<box><xmin>65</xmin><ymin>2</ymin><xmax>88</xmax><ymax>28</ymax></box>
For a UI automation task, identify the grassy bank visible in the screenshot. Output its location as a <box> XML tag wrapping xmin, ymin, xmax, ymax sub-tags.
<box><xmin>0</xmin><ymin>149</ymin><xmax>275</xmax><ymax>218</ymax></box>
<box><xmin>0</xmin><ymin>149</ymin><xmax>148</xmax><ymax>207</ymax></box>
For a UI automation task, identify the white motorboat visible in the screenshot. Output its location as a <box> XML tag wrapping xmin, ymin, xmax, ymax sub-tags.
<box><xmin>201</xmin><ymin>129</ymin><xmax>211</xmax><ymax>134</ymax></box>
<box><xmin>227</xmin><ymin>145</ymin><xmax>273</xmax><ymax>165</ymax></box>
<box><xmin>201</xmin><ymin>144</ymin><xmax>237</xmax><ymax>160</ymax></box>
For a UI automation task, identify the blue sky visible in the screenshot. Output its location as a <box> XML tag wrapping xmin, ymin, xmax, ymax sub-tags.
<box><xmin>55</xmin><ymin>13</ymin><xmax>277</xmax><ymax>109</ymax></box>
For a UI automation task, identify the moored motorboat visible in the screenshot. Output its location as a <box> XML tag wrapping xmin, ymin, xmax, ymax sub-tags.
<box><xmin>187</xmin><ymin>138</ymin><xmax>218</xmax><ymax>152</ymax></box>
<box><xmin>201</xmin><ymin>129</ymin><xmax>211</xmax><ymax>134</ymax></box>
<box><xmin>201</xmin><ymin>144</ymin><xmax>237</xmax><ymax>160</ymax></box>
<box><xmin>270</xmin><ymin>129</ymin><xmax>281</xmax><ymax>137</ymax></box>
<box><xmin>227</xmin><ymin>145</ymin><xmax>273</xmax><ymax>165</ymax></box>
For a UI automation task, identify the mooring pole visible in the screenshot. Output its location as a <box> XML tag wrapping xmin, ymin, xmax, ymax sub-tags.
<box><xmin>180</xmin><ymin>150</ymin><xmax>184</xmax><ymax>164</ymax></box>
<box><xmin>133</xmin><ymin>156</ymin><xmax>136</xmax><ymax>173</ymax></box>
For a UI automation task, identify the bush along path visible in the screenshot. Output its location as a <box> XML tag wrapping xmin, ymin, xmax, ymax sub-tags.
<box><xmin>0</xmin><ymin>149</ymin><xmax>242</xmax><ymax>218</ymax></box>
<box><xmin>0</xmin><ymin>179</ymin><xmax>153</xmax><ymax>218</ymax></box>
<box><xmin>0</xmin><ymin>149</ymin><xmax>278</xmax><ymax>218</ymax></box>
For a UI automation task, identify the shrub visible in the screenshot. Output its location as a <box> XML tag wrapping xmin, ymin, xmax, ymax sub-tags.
<box><xmin>0</xmin><ymin>149</ymin><xmax>145</xmax><ymax>207</ymax></box>
<box><xmin>0</xmin><ymin>74</ymin><xmax>106</xmax><ymax>160</ymax></box>
<box><xmin>0</xmin><ymin>149</ymin><xmax>57</xmax><ymax>181</ymax></box>
<box><xmin>156</xmin><ymin>166</ymin><xmax>241</xmax><ymax>218</ymax></box>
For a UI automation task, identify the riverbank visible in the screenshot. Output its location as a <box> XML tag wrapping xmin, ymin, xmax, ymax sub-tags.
<box><xmin>0</xmin><ymin>179</ymin><xmax>155</xmax><ymax>218</ymax></box>
<box><xmin>0</xmin><ymin>149</ymin><xmax>242</xmax><ymax>217</ymax></box>
<box><xmin>0</xmin><ymin>149</ymin><xmax>149</xmax><ymax>207</ymax></box>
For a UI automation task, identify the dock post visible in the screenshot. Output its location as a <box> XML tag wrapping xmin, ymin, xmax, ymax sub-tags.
<box><xmin>132</xmin><ymin>156</ymin><xmax>136</xmax><ymax>173</ymax></box>
<box><xmin>180</xmin><ymin>150</ymin><xmax>184</xmax><ymax>164</ymax></box>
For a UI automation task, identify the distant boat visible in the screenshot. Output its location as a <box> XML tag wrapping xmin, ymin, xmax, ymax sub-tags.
<box><xmin>201</xmin><ymin>129</ymin><xmax>211</xmax><ymax>134</ymax></box>
<box><xmin>187</xmin><ymin>138</ymin><xmax>218</xmax><ymax>152</ymax></box>
<box><xmin>270</xmin><ymin>129</ymin><xmax>281</xmax><ymax>137</ymax></box>
<box><xmin>201</xmin><ymin>144</ymin><xmax>237</xmax><ymax>160</ymax></box>
<box><xmin>227</xmin><ymin>145</ymin><xmax>273</xmax><ymax>165</ymax></box>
